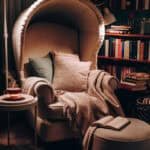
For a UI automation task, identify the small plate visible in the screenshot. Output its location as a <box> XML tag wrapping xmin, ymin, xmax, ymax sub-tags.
<box><xmin>0</xmin><ymin>94</ymin><xmax>34</xmax><ymax>105</ymax></box>
<box><xmin>3</xmin><ymin>95</ymin><xmax>25</xmax><ymax>101</ymax></box>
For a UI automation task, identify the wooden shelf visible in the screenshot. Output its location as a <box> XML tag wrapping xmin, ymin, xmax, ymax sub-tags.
<box><xmin>98</xmin><ymin>56</ymin><xmax>150</xmax><ymax>65</ymax></box>
<box><xmin>105</xmin><ymin>33</ymin><xmax>150</xmax><ymax>39</ymax></box>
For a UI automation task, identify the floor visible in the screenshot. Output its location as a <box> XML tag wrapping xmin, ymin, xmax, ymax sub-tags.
<box><xmin>0</xmin><ymin>112</ymin><xmax>82</xmax><ymax>150</ymax></box>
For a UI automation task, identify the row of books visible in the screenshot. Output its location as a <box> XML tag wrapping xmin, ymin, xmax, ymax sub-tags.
<box><xmin>100</xmin><ymin>63</ymin><xmax>150</xmax><ymax>91</ymax></box>
<box><xmin>100</xmin><ymin>65</ymin><xmax>136</xmax><ymax>81</ymax></box>
<box><xmin>106</xmin><ymin>25</ymin><xmax>132</xmax><ymax>34</ymax></box>
<box><xmin>107</xmin><ymin>0</ymin><xmax>150</xmax><ymax>10</ymax></box>
<box><xmin>100</xmin><ymin>38</ymin><xmax>150</xmax><ymax>61</ymax></box>
<box><xmin>120</xmin><ymin>72</ymin><xmax>150</xmax><ymax>91</ymax></box>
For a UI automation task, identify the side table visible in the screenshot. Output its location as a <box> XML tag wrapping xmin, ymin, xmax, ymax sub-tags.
<box><xmin>0</xmin><ymin>94</ymin><xmax>37</xmax><ymax>149</ymax></box>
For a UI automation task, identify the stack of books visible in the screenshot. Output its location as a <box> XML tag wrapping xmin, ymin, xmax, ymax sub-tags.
<box><xmin>120</xmin><ymin>72</ymin><xmax>150</xmax><ymax>91</ymax></box>
<box><xmin>106</xmin><ymin>25</ymin><xmax>132</xmax><ymax>34</ymax></box>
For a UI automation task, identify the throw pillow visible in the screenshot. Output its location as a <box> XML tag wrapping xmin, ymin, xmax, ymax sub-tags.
<box><xmin>53</xmin><ymin>53</ymin><xmax>91</xmax><ymax>91</ymax></box>
<box><xmin>29</xmin><ymin>53</ymin><xmax>54</xmax><ymax>82</ymax></box>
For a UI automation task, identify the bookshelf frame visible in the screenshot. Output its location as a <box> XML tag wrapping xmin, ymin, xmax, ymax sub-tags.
<box><xmin>105</xmin><ymin>33</ymin><xmax>150</xmax><ymax>39</ymax></box>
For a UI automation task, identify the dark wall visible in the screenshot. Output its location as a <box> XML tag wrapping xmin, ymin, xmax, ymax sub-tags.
<box><xmin>0</xmin><ymin>0</ymin><xmax>35</xmax><ymax>94</ymax></box>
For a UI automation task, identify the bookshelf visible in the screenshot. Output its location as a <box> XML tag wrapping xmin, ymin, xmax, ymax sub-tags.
<box><xmin>105</xmin><ymin>33</ymin><xmax>150</xmax><ymax>39</ymax></box>
<box><xmin>93</xmin><ymin>0</ymin><xmax>150</xmax><ymax>81</ymax></box>
<box><xmin>91</xmin><ymin>0</ymin><xmax>150</xmax><ymax>118</ymax></box>
<box><xmin>98</xmin><ymin>32</ymin><xmax>150</xmax><ymax>81</ymax></box>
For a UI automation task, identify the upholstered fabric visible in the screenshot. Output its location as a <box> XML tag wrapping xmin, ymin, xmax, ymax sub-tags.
<box><xmin>53</xmin><ymin>53</ymin><xmax>91</xmax><ymax>92</ymax></box>
<box><xmin>28</xmin><ymin>53</ymin><xmax>53</xmax><ymax>82</ymax></box>
<box><xmin>91</xmin><ymin>118</ymin><xmax>150</xmax><ymax>150</ymax></box>
<box><xmin>12</xmin><ymin>0</ymin><xmax>105</xmax><ymax>142</ymax></box>
<box><xmin>12</xmin><ymin>0</ymin><xmax>105</xmax><ymax>80</ymax></box>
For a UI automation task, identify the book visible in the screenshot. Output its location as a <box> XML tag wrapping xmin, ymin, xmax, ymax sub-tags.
<box><xmin>106</xmin><ymin>29</ymin><xmax>130</xmax><ymax>34</ymax></box>
<box><xmin>125</xmin><ymin>72</ymin><xmax>150</xmax><ymax>80</ymax></box>
<box><xmin>111</xmin><ymin>25</ymin><xmax>132</xmax><ymax>30</ymax></box>
<box><xmin>92</xmin><ymin>115</ymin><xmax>130</xmax><ymax>130</ymax></box>
<box><xmin>144</xmin><ymin>41</ymin><xmax>149</xmax><ymax>60</ymax></box>
<box><xmin>139</xmin><ymin>41</ymin><xmax>144</xmax><ymax>60</ymax></box>
<box><xmin>124</xmin><ymin>78</ymin><xmax>147</xmax><ymax>85</ymax></box>
<box><xmin>115</xmin><ymin>39</ymin><xmax>122</xmax><ymax>58</ymax></box>
<box><xmin>120</xmin><ymin>81</ymin><xmax>147</xmax><ymax>91</ymax></box>
<box><xmin>137</xmin><ymin>40</ymin><xmax>141</xmax><ymax>60</ymax></box>
<box><xmin>121</xmin><ymin>0</ymin><xmax>126</xmax><ymax>9</ymax></box>
<box><xmin>124</xmin><ymin>40</ymin><xmax>130</xmax><ymax>59</ymax></box>
<box><xmin>144</xmin><ymin>0</ymin><xmax>150</xmax><ymax>10</ymax></box>
<box><xmin>105</xmin><ymin>39</ymin><xmax>109</xmax><ymax>57</ymax></box>
<box><xmin>136</xmin><ymin>0</ymin><xmax>139</xmax><ymax>10</ymax></box>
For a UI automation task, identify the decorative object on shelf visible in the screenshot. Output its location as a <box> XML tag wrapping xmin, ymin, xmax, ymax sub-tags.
<box><xmin>102</xmin><ymin>7</ymin><xmax>116</xmax><ymax>25</ymax></box>
<box><xmin>90</xmin><ymin>0</ymin><xmax>116</xmax><ymax>25</ymax></box>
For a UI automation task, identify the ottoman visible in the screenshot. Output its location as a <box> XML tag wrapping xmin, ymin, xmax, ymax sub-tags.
<box><xmin>91</xmin><ymin>118</ymin><xmax>150</xmax><ymax>150</ymax></box>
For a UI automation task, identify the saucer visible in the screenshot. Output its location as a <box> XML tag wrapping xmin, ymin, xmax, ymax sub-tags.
<box><xmin>3</xmin><ymin>94</ymin><xmax>25</xmax><ymax>101</ymax></box>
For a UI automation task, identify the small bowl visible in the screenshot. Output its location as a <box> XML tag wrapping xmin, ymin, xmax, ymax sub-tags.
<box><xmin>6</xmin><ymin>87</ymin><xmax>22</xmax><ymax>95</ymax></box>
<box><xmin>5</xmin><ymin>88</ymin><xmax>23</xmax><ymax>101</ymax></box>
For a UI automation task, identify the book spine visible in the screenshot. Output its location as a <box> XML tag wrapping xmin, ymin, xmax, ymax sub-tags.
<box><xmin>139</xmin><ymin>41</ymin><xmax>144</xmax><ymax>61</ymax></box>
<box><xmin>129</xmin><ymin>40</ymin><xmax>133</xmax><ymax>59</ymax></box>
<box><xmin>144</xmin><ymin>41</ymin><xmax>149</xmax><ymax>60</ymax></box>
<box><xmin>122</xmin><ymin>40</ymin><xmax>125</xmax><ymax>58</ymax></box>
<box><xmin>109</xmin><ymin>38</ymin><xmax>113</xmax><ymax>57</ymax></box>
<box><xmin>136</xmin><ymin>0</ymin><xmax>139</xmax><ymax>10</ymax></box>
<box><xmin>137</xmin><ymin>40</ymin><xmax>141</xmax><ymax>60</ymax></box>
<box><xmin>143</xmin><ymin>0</ymin><xmax>149</xmax><ymax>10</ymax></box>
<box><xmin>124</xmin><ymin>40</ymin><xmax>130</xmax><ymax>59</ymax></box>
<box><xmin>121</xmin><ymin>0</ymin><xmax>126</xmax><ymax>9</ymax></box>
<box><xmin>112</xmin><ymin>39</ymin><xmax>116</xmax><ymax>57</ymax></box>
<box><xmin>115</xmin><ymin>39</ymin><xmax>119</xmax><ymax>58</ymax></box>
<box><xmin>132</xmin><ymin>41</ymin><xmax>137</xmax><ymax>59</ymax></box>
<box><xmin>105</xmin><ymin>39</ymin><xmax>109</xmax><ymax>57</ymax></box>
<box><xmin>118</xmin><ymin>39</ymin><xmax>122</xmax><ymax>58</ymax></box>
<box><xmin>138</xmin><ymin>0</ymin><xmax>143</xmax><ymax>10</ymax></box>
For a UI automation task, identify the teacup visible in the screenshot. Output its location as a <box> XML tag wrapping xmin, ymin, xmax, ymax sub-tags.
<box><xmin>5</xmin><ymin>87</ymin><xmax>22</xmax><ymax>99</ymax></box>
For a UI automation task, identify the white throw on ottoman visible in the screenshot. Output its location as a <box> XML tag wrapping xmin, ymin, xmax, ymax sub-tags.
<box><xmin>83</xmin><ymin>117</ymin><xmax>150</xmax><ymax>150</ymax></box>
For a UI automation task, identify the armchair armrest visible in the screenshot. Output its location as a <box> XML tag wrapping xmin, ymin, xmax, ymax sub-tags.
<box><xmin>23</xmin><ymin>77</ymin><xmax>56</xmax><ymax>105</ymax></box>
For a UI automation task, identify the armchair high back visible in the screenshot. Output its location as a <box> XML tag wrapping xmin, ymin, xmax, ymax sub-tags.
<box><xmin>12</xmin><ymin>0</ymin><xmax>107</xmax><ymax>142</ymax></box>
<box><xmin>12</xmin><ymin>0</ymin><xmax>105</xmax><ymax>82</ymax></box>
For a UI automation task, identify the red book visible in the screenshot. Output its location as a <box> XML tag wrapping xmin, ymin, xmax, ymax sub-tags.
<box><xmin>139</xmin><ymin>41</ymin><xmax>144</xmax><ymax>60</ymax></box>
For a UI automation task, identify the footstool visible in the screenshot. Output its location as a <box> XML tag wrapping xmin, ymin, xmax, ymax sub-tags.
<box><xmin>91</xmin><ymin>118</ymin><xmax>150</xmax><ymax>150</ymax></box>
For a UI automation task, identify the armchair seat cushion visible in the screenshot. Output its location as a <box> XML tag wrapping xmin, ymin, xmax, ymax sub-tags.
<box><xmin>47</xmin><ymin>102</ymin><xmax>67</xmax><ymax>120</ymax></box>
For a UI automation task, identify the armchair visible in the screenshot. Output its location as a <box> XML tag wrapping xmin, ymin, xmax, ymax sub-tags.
<box><xmin>12</xmin><ymin>0</ymin><xmax>124</xmax><ymax>142</ymax></box>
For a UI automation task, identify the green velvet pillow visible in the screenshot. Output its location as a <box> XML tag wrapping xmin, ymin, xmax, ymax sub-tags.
<box><xmin>29</xmin><ymin>53</ymin><xmax>53</xmax><ymax>82</ymax></box>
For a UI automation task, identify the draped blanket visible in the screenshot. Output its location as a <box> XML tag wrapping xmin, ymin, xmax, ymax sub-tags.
<box><xmin>57</xmin><ymin>70</ymin><xmax>124</xmax><ymax>135</ymax></box>
<box><xmin>23</xmin><ymin>70</ymin><xmax>124</xmax><ymax>136</ymax></box>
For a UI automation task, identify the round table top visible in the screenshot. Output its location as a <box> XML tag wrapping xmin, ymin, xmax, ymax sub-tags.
<box><xmin>0</xmin><ymin>94</ymin><xmax>37</xmax><ymax>111</ymax></box>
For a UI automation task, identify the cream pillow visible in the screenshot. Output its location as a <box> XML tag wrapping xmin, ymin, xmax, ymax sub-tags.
<box><xmin>53</xmin><ymin>53</ymin><xmax>91</xmax><ymax>92</ymax></box>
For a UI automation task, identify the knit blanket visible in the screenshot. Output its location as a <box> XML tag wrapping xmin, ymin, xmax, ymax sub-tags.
<box><xmin>23</xmin><ymin>70</ymin><xmax>124</xmax><ymax>136</ymax></box>
<box><xmin>57</xmin><ymin>70</ymin><xmax>124</xmax><ymax>135</ymax></box>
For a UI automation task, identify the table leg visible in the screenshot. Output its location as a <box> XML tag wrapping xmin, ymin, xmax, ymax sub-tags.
<box><xmin>34</xmin><ymin>104</ymin><xmax>37</xmax><ymax>149</ymax></box>
<box><xmin>7</xmin><ymin>111</ymin><xmax>10</xmax><ymax>146</ymax></box>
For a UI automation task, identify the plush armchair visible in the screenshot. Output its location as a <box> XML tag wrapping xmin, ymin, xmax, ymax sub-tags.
<box><xmin>12</xmin><ymin>0</ymin><xmax>124</xmax><ymax>142</ymax></box>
